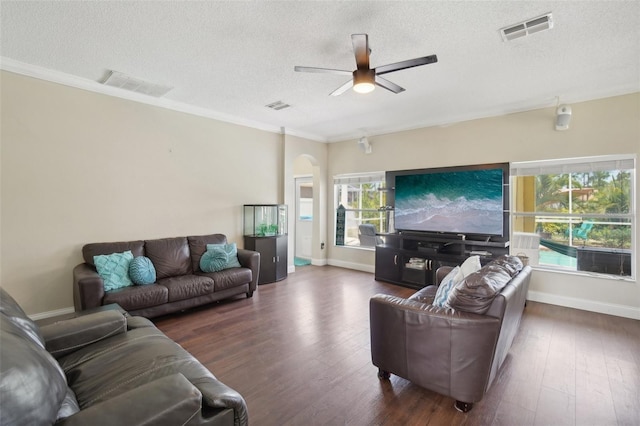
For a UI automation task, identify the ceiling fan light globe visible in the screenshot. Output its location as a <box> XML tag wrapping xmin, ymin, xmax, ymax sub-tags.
<box><xmin>353</xmin><ymin>82</ymin><xmax>375</xmax><ymax>94</ymax></box>
<box><xmin>352</xmin><ymin>69</ymin><xmax>376</xmax><ymax>94</ymax></box>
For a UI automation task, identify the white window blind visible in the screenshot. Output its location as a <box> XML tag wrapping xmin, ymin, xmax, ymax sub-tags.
<box><xmin>333</xmin><ymin>172</ymin><xmax>386</xmax><ymax>185</ymax></box>
<box><xmin>511</xmin><ymin>155</ymin><xmax>635</xmax><ymax>176</ymax></box>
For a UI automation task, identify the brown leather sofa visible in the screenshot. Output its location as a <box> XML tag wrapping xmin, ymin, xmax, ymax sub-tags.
<box><xmin>370</xmin><ymin>255</ymin><xmax>531</xmax><ymax>412</ymax></box>
<box><xmin>73</xmin><ymin>234</ymin><xmax>260</xmax><ymax>318</ymax></box>
<box><xmin>0</xmin><ymin>287</ymin><xmax>248</xmax><ymax>425</ymax></box>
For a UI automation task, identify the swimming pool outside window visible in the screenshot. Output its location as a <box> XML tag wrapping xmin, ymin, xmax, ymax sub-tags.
<box><xmin>511</xmin><ymin>155</ymin><xmax>635</xmax><ymax>279</ymax></box>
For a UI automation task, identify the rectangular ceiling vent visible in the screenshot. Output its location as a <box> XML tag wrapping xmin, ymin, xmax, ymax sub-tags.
<box><xmin>500</xmin><ymin>13</ymin><xmax>554</xmax><ymax>42</ymax></box>
<box><xmin>265</xmin><ymin>101</ymin><xmax>291</xmax><ymax>111</ymax></box>
<box><xmin>102</xmin><ymin>71</ymin><xmax>173</xmax><ymax>97</ymax></box>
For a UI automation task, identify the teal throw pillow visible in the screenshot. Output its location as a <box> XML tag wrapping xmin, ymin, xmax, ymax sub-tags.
<box><xmin>129</xmin><ymin>256</ymin><xmax>156</xmax><ymax>285</ymax></box>
<box><xmin>206</xmin><ymin>243</ymin><xmax>241</xmax><ymax>269</ymax></box>
<box><xmin>433</xmin><ymin>266</ymin><xmax>461</xmax><ymax>308</ymax></box>
<box><xmin>94</xmin><ymin>250</ymin><xmax>134</xmax><ymax>291</ymax></box>
<box><xmin>200</xmin><ymin>247</ymin><xmax>228</xmax><ymax>273</ymax></box>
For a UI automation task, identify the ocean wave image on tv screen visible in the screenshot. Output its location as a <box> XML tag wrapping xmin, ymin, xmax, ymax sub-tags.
<box><xmin>394</xmin><ymin>168</ymin><xmax>503</xmax><ymax>235</ymax></box>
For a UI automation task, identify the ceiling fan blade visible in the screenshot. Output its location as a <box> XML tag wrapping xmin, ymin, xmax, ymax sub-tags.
<box><xmin>375</xmin><ymin>76</ymin><xmax>405</xmax><ymax>94</ymax></box>
<box><xmin>351</xmin><ymin>34</ymin><xmax>370</xmax><ymax>70</ymax></box>
<box><xmin>375</xmin><ymin>55</ymin><xmax>438</xmax><ymax>75</ymax></box>
<box><xmin>329</xmin><ymin>79</ymin><xmax>353</xmax><ymax>96</ymax></box>
<box><xmin>294</xmin><ymin>66</ymin><xmax>352</xmax><ymax>76</ymax></box>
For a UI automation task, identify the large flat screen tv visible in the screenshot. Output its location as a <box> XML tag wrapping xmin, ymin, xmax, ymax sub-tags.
<box><xmin>388</xmin><ymin>163</ymin><xmax>509</xmax><ymax>239</ymax></box>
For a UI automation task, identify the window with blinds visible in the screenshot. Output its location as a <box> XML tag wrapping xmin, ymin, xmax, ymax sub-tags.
<box><xmin>334</xmin><ymin>172</ymin><xmax>387</xmax><ymax>248</ymax></box>
<box><xmin>511</xmin><ymin>155</ymin><xmax>635</xmax><ymax>279</ymax></box>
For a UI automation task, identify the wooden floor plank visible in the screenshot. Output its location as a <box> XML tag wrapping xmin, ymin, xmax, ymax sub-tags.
<box><xmin>152</xmin><ymin>265</ymin><xmax>640</xmax><ymax>425</ymax></box>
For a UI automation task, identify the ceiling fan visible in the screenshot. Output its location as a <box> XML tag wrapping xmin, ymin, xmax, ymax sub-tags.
<box><xmin>294</xmin><ymin>34</ymin><xmax>438</xmax><ymax>96</ymax></box>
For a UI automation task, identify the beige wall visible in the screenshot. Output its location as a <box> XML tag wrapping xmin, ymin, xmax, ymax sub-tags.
<box><xmin>1</xmin><ymin>71</ymin><xmax>287</xmax><ymax>315</ymax></box>
<box><xmin>293</xmin><ymin>155</ymin><xmax>314</xmax><ymax>176</ymax></box>
<box><xmin>326</xmin><ymin>93</ymin><xmax>640</xmax><ymax>318</ymax></box>
<box><xmin>2</xmin><ymin>68</ymin><xmax>637</xmax><ymax>319</ymax></box>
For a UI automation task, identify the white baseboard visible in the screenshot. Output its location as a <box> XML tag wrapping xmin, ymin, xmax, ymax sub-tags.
<box><xmin>527</xmin><ymin>290</ymin><xmax>640</xmax><ymax>320</ymax></box>
<box><xmin>27</xmin><ymin>275</ymin><xmax>638</xmax><ymax>322</ymax></box>
<box><xmin>289</xmin><ymin>257</ymin><xmax>326</xmax><ymax>273</ymax></box>
<box><xmin>327</xmin><ymin>259</ymin><xmax>375</xmax><ymax>273</ymax></box>
<box><xmin>311</xmin><ymin>258</ymin><xmax>328</xmax><ymax>266</ymax></box>
<box><xmin>321</xmin><ymin>262</ymin><xmax>639</xmax><ymax>320</ymax></box>
<box><xmin>29</xmin><ymin>306</ymin><xmax>75</xmax><ymax>321</ymax></box>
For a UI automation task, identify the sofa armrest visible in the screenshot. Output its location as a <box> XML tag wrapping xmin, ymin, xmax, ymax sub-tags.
<box><xmin>125</xmin><ymin>315</ymin><xmax>156</xmax><ymax>330</ymax></box>
<box><xmin>56</xmin><ymin>373</ymin><xmax>235</xmax><ymax>426</ymax></box>
<box><xmin>369</xmin><ymin>294</ymin><xmax>501</xmax><ymax>403</ymax></box>
<box><xmin>40</xmin><ymin>310</ymin><xmax>126</xmax><ymax>359</ymax></box>
<box><xmin>237</xmin><ymin>249</ymin><xmax>260</xmax><ymax>292</ymax></box>
<box><xmin>73</xmin><ymin>263</ymin><xmax>104</xmax><ymax>311</ymax></box>
<box><xmin>192</xmin><ymin>376</ymin><xmax>249</xmax><ymax>426</ymax></box>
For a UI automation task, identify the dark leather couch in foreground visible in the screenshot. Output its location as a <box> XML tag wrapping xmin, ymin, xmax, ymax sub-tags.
<box><xmin>370</xmin><ymin>255</ymin><xmax>531</xmax><ymax>412</ymax></box>
<box><xmin>0</xmin><ymin>287</ymin><xmax>248</xmax><ymax>426</ymax></box>
<box><xmin>74</xmin><ymin>233</ymin><xmax>260</xmax><ymax>318</ymax></box>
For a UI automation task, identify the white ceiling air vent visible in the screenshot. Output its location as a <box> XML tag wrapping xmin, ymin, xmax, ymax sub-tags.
<box><xmin>102</xmin><ymin>71</ymin><xmax>173</xmax><ymax>97</ymax></box>
<box><xmin>500</xmin><ymin>13</ymin><xmax>554</xmax><ymax>42</ymax></box>
<box><xmin>265</xmin><ymin>101</ymin><xmax>291</xmax><ymax>111</ymax></box>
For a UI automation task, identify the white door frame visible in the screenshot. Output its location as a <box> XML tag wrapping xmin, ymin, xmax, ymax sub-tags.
<box><xmin>294</xmin><ymin>176</ymin><xmax>313</xmax><ymax>261</ymax></box>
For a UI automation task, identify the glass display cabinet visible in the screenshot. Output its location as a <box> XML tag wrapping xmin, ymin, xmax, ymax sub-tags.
<box><xmin>243</xmin><ymin>204</ymin><xmax>287</xmax><ymax>237</ymax></box>
<box><xmin>243</xmin><ymin>204</ymin><xmax>288</xmax><ymax>284</ymax></box>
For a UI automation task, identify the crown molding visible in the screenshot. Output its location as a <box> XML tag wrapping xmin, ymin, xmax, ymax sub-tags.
<box><xmin>0</xmin><ymin>57</ymin><xmax>327</xmax><ymax>142</ymax></box>
<box><xmin>5</xmin><ymin>57</ymin><xmax>634</xmax><ymax>145</ymax></box>
<box><xmin>326</xmin><ymin>87</ymin><xmax>640</xmax><ymax>143</ymax></box>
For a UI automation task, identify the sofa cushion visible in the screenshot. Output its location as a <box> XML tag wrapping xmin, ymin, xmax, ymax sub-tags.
<box><xmin>57</xmin><ymin>387</ymin><xmax>81</xmax><ymax>420</ymax></box>
<box><xmin>103</xmin><ymin>284</ymin><xmax>168</xmax><ymax>311</ymax></box>
<box><xmin>187</xmin><ymin>233</ymin><xmax>227</xmax><ymax>272</ymax></box>
<box><xmin>129</xmin><ymin>256</ymin><xmax>156</xmax><ymax>285</ymax></box>
<box><xmin>207</xmin><ymin>243</ymin><xmax>242</xmax><ymax>269</ymax></box>
<box><xmin>491</xmin><ymin>254</ymin><xmax>524</xmax><ymax>276</ymax></box>
<box><xmin>200</xmin><ymin>247</ymin><xmax>229</xmax><ymax>272</ymax></box>
<box><xmin>56</xmin><ymin>326</ymin><xmax>219</xmax><ymax>411</ymax></box>
<box><xmin>198</xmin><ymin>268</ymin><xmax>252</xmax><ymax>292</ymax></box>
<box><xmin>83</xmin><ymin>240</ymin><xmax>145</xmax><ymax>267</ymax></box>
<box><xmin>94</xmin><ymin>250</ymin><xmax>134</xmax><ymax>291</ymax></box>
<box><xmin>145</xmin><ymin>237</ymin><xmax>192</xmax><ymax>279</ymax></box>
<box><xmin>0</xmin><ymin>316</ymin><xmax>68</xmax><ymax>426</ymax></box>
<box><xmin>446</xmin><ymin>262</ymin><xmax>514</xmax><ymax>315</ymax></box>
<box><xmin>158</xmin><ymin>275</ymin><xmax>214</xmax><ymax>302</ymax></box>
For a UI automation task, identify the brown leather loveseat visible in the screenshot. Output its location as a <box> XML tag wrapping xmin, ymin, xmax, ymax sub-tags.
<box><xmin>370</xmin><ymin>255</ymin><xmax>531</xmax><ymax>412</ymax></box>
<box><xmin>0</xmin><ymin>287</ymin><xmax>248</xmax><ymax>425</ymax></box>
<box><xmin>73</xmin><ymin>233</ymin><xmax>259</xmax><ymax>318</ymax></box>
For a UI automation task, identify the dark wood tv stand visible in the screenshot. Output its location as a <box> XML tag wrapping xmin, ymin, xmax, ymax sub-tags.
<box><xmin>374</xmin><ymin>232</ymin><xmax>509</xmax><ymax>289</ymax></box>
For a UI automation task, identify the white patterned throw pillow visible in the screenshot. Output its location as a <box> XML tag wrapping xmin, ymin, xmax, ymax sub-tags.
<box><xmin>460</xmin><ymin>255</ymin><xmax>482</xmax><ymax>278</ymax></box>
<box><xmin>433</xmin><ymin>266</ymin><xmax>461</xmax><ymax>308</ymax></box>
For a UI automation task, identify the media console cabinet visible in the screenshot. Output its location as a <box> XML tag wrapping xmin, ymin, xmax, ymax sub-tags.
<box><xmin>374</xmin><ymin>232</ymin><xmax>510</xmax><ymax>289</ymax></box>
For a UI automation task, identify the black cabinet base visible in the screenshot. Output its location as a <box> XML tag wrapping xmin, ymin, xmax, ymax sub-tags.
<box><xmin>375</xmin><ymin>232</ymin><xmax>508</xmax><ymax>289</ymax></box>
<box><xmin>244</xmin><ymin>235</ymin><xmax>288</xmax><ymax>285</ymax></box>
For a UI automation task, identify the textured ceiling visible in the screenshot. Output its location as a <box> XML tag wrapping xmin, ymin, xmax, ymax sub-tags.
<box><xmin>1</xmin><ymin>1</ymin><xmax>639</xmax><ymax>142</ymax></box>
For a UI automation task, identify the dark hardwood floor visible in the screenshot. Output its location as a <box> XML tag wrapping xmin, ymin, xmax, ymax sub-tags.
<box><xmin>153</xmin><ymin>265</ymin><xmax>640</xmax><ymax>425</ymax></box>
